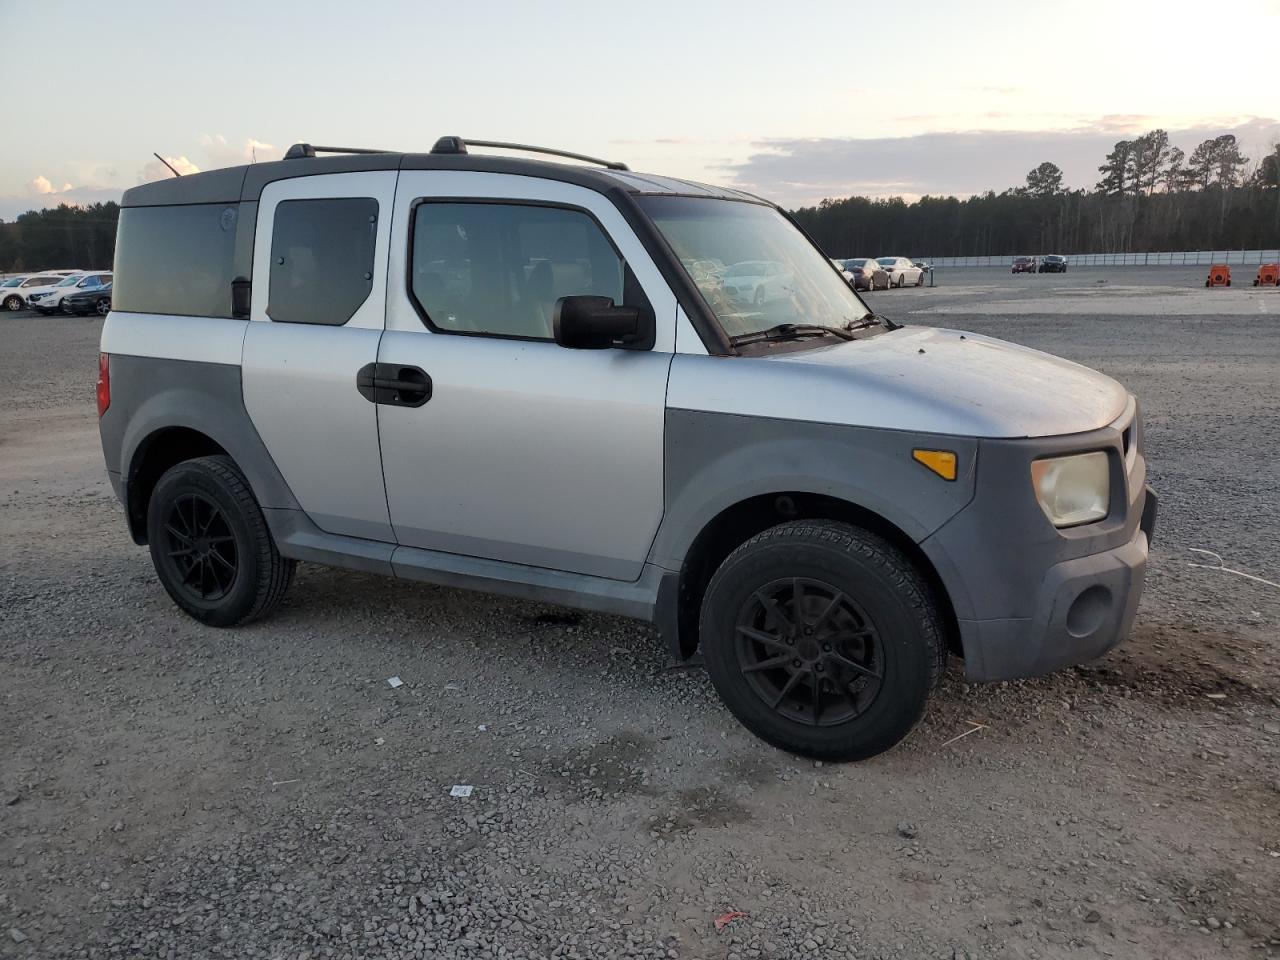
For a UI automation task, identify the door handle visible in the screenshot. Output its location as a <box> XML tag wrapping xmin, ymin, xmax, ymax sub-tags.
<box><xmin>356</xmin><ymin>363</ymin><xmax>432</xmax><ymax>407</ymax></box>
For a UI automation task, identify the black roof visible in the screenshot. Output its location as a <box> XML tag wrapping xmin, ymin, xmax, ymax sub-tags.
<box><xmin>121</xmin><ymin>150</ymin><xmax>763</xmax><ymax>208</ymax></box>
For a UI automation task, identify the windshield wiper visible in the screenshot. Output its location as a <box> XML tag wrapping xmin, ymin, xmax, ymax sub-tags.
<box><xmin>730</xmin><ymin>323</ymin><xmax>854</xmax><ymax>346</ymax></box>
<box><xmin>846</xmin><ymin>312</ymin><xmax>900</xmax><ymax>332</ymax></box>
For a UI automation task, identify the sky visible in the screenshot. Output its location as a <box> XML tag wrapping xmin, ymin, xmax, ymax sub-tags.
<box><xmin>2</xmin><ymin>0</ymin><xmax>1278</xmax><ymax>220</ymax></box>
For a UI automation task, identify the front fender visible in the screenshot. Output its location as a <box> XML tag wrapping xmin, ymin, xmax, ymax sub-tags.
<box><xmin>648</xmin><ymin>408</ymin><xmax>978</xmax><ymax>571</ymax></box>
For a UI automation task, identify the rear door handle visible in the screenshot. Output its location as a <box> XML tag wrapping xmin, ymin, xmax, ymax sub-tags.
<box><xmin>356</xmin><ymin>363</ymin><xmax>432</xmax><ymax>407</ymax></box>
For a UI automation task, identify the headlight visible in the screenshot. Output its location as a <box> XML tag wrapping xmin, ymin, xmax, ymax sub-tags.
<box><xmin>1030</xmin><ymin>451</ymin><xmax>1110</xmax><ymax>527</ymax></box>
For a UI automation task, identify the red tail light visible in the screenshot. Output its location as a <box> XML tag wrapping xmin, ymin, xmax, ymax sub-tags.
<box><xmin>96</xmin><ymin>352</ymin><xmax>110</xmax><ymax>417</ymax></box>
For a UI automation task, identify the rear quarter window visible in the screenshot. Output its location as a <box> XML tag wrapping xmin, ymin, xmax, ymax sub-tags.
<box><xmin>112</xmin><ymin>204</ymin><xmax>239</xmax><ymax>317</ymax></box>
<box><xmin>266</xmin><ymin>198</ymin><xmax>378</xmax><ymax>326</ymax></box>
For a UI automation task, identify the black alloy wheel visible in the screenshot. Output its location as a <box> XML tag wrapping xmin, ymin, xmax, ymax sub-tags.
<box><xmin>734</xmin><ymin>576</ymin><xmax>884</xmax><ymax>726</ymax></box>
<box><xmin>158</xmin><ymin>492</ymin><xmax>239</xmax><ymax>603</ymax></box>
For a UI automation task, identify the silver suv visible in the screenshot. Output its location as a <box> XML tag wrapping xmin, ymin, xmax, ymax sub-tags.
<box><xmin>98</xmin><ymin>137</ymin><xmax>1156</xmax><ymax>761</ymax></box>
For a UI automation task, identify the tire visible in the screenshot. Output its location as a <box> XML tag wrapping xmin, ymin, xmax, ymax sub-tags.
<box><xmin>699</xmin><ymin>520</ymin><xmax>946</xmax><ymax>761</ymax></box>
<box><xmin>96</xmin><ymin>298</ymin><xmax>111</xmax><ymax>317</ymax></box>
<box><xmin>753</xmin><ymin>285</ymin><xmax>766</xmax><ymax>306</ymax></box>
<box><xmin>915</xmin><ymin>272</ymin><xmax>925</xmax><ymax>287</ymax></box>
<box><xmin>3</xmin><ymin>295</ymin><xmax>22</xmax><ymax>312</ymax></box>
<box><xmin>146</xmin><ymin>455</ymin><xmax>295</xmax><ymax>627</ymax></box>
<box><xmin>895</xmin><ymin>274</ymin><xmax>905</xmax><ymax>288</ymax></box>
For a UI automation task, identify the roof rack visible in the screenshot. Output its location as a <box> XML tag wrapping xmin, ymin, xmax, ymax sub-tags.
<box><xmin>283</xmin><ymin>143</ymin><xmax>394</xmax><ymax>160</ymax></box>
<box><xmin>282</xmin><ymin>138</ymin><xmax>630</xmax><ymax>172</ymax></box>
<box><xmin>430</xmin><ymin>136</ymin><xmax>629</xmax><ymax>171</ymax></box>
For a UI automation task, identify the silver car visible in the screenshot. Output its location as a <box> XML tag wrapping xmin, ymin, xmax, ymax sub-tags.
<box><xmin>97</xmin><ymin>137</ymin><xmax>1156</xmax><ymax>762</ymax></box>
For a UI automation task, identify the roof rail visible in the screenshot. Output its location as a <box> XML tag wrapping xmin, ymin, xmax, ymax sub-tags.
<box><xmin>430</xmin><ymin>136</ymin><xmax>629</xmax><ymax>171</ymax></box>
<box><xmin>283</xmin><ymin>143</ymin><xmax>395</xmax><ymax>160</ymax></box>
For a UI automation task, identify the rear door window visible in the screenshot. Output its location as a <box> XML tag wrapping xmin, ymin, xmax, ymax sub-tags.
<box><xmin>267</xmin><ymin>197</ymin><xmax>378</xmax><ymax>326</ymax></box>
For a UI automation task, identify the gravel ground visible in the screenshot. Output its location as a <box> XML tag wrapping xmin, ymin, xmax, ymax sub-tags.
<box><xmin>2</xmin><ymin>270</ymin><xmax>1279</xmax><ymax>960</ymax></box>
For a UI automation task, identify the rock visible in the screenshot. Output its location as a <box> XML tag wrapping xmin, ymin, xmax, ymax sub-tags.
<box><xmin>1206</xmin><ymin>917</ymin><xmax>1221</xmax><ymax>930</ymax></box>
<box><xmin>9</xmin><ymin>928</ymin><xmax>28</xmax><ymax>943</ymax></box>
<box><xmin>897</xmin><ymin>822</ymin><xmax>919</xmax><ymax>840</ymax></box>
<box><xmin>1084</xmin><ymin>910</ymin><xmax>1101</xmax><ymax>923</ymax></box>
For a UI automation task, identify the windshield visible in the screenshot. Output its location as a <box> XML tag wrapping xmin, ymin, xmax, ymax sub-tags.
<box><xmin>56</xmin><ymin>275</ymin><xmax>83</xmax><ymax>287</ymax></box>
<box><xmin>844</xmin><ymin>259</ymin><xmax>867</xmax><ymax>268</ymax></box>
<box><xmin>1</xmin><ymin>278</ymin><xmax>23</xmax><ymax>287</ymax></box>
<box><xmin>637</xmin><ymin>197</ymin><xmax>872</xmax><ymax>339</ymax></box>
<box><xmin>877</xmin><ymin>257</ymin><xmax>896</xmax><ymax>267</ymax></box>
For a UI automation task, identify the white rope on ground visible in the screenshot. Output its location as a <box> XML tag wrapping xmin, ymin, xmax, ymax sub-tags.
<box><xmin>1187</xmin><ymin>549</ymin><xmax>1280</xmax><ymax>591</ymax></box>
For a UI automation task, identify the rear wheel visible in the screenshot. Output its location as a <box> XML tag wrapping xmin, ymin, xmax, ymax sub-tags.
<box><xmin>699</xmin><ymin>521</ymin><xmax>945</xmax><ymax>761</ymax></box>
<box><xmin>147</xmin><ymin>455</ymin><xmax>295</xmax><ymax>627</ymax></box>
<box><xmin>96</xmin><ymin>298</ymin><xmax>111</xmax><ymax>317</ymax></box>
<box><xmin>4</xmin><ymin>295</ymin><xmax>23</xmax><ymax>311</ymax></box>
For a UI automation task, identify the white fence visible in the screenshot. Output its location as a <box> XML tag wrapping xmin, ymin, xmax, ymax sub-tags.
<box><xmin>924</xmin><ymin>249</ymin><xmax>1280</xmax><ymax>268</ymax></box>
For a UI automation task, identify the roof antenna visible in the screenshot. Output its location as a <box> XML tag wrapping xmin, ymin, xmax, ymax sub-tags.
<box><xmin>153</xmin><ymin>152</ymin><xmax>182</xmax><ymax>177</ymax></box>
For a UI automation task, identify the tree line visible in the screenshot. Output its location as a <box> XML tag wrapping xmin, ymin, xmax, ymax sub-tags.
<box><xmin>793</xmin><ymin>132</ymin><xmax>1280</xmax><ymax>258</ymax></box>
<box><xmin>0</xmin><ymin>202</ymin><xmax>119</xmax><ymax>272</ymax></box>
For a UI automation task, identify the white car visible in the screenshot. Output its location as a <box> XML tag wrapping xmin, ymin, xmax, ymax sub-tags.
<box><xmin>1</xmin><ymin>273</ymin><xmax>71</xmax><ymax>311</ymax></box>
<box><xmin>720</xmin><ymin>260</ymin><xmax>793</xmax><ymax>306</ymax></box>
<box><xmin>829</xmin><ymin>258</ymin><xmax>857</xmax><ymax>285</ymax></box>
<box><xmin>30</xmin><ymin>272</ymin><xmax>113</xmax><ymax>314</ymax></box>
<box><xmin>876</xmin><ymin>256</ymin><xmax>925</xmax><ymax>288</ymax></box>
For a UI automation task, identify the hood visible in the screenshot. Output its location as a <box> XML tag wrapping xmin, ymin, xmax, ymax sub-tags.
<box><xmin>668</xmin><ymin>326</ymin><xmax>1129</xmax><ymax>439</ymax></box>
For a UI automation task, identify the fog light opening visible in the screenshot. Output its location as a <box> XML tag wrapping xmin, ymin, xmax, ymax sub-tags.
<box><xmin>1066</xmin><ymin>584</ymin><xmax>1113</xmax><ymax>638</ymax></box>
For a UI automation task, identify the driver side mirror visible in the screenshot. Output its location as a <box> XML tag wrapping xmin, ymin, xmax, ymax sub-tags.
<box><xmin>553</xmin><ymin>295</ymin><xmax>654</xmax><ymax>351</ymax></box>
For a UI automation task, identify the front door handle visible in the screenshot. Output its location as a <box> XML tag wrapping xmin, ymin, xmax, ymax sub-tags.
<box><xmin>356</xmin><ymin>363</ymin><xmax>432</xmax><ymax>407</ymax></box>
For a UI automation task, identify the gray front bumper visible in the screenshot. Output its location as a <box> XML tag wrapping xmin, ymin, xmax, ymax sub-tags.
<box><xmin>919</xmin><ymin>403</ymin><xmax>1154</xmax><ymax>683</ymax></box>
<box><xmin>956</xmin><ymin>520</ymin><xmax>1149</xmax><ymax>682</ymax></box>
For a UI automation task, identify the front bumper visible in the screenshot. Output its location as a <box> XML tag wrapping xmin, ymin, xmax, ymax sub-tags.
<box><xmin>920</xmin><ymin>402</ymin><xmax>1154</xmax><ymax>682</ymax></box>
<box><xmin>956</xmin><ymin>487</ymin><xmax>1154</xmax><ymax>681</ymax></box>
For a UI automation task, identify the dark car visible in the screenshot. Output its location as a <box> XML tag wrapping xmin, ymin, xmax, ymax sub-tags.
<box><xmin>840</xmin><ymin>257</ymin><xmax>889</xmax><ymax>291</ymax></box>
<box><xmin>1038</xmin><ymin>255</ymin><xmax>1067</xmax><ymax>273</ymax></box>
<box><xmin>1012</xmin><ymin>256</ymin><xmax>1037</xmax><ymax>274</ymax></box>
<box><xmin>61</xmin><ymin>281</ymin><xmax>112</xmax><ymax>317</ymax></box>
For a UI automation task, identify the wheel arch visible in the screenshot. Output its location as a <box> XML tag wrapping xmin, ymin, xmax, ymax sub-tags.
<box><xmin>108</xmin><ymin>356</ymin><xmax>301</xmax><ymax>545</ymax></box>
<box><xmin>656</xmin><ymin>490</ymin><xmax>961</xmax><ymax>663</ymax></box>
<box><xmin>123</xmin><ymin>426</ymin><xmax>229</xmax><ymax>543</ymax></box>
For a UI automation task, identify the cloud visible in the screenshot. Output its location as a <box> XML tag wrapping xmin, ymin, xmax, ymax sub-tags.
<box><xmin>25</xmin><ymin>175</ymin><xmax>72</xmax><ymax>196</ymax></box>
<box><xmin>200</xmin><ymin>134</ymin><xmax>276</xmax><ymax>167</ymax></box>
<box><xmin>720</xmin><ymin>118</ymin><xmax>1280</xmax><ymax>206</ymax></box>
<box><xmin>139</xmin><ymin>155</ymin><xmax>200</xmax><ymax>183</ymax></box>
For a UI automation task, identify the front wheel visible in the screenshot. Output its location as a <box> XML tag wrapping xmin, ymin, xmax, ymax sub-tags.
<box><xmin>147</xmin><ymin>455</ymin><xmax>295</xmax><ymax>627</ymax></box>
<box><xmin>699</xmin><ymin>521</ymin><xmax>945</xmax><ymax>761</ymax></box>
<box><xmin>915</xmin><ymin>272</ymin><xmax>925</xmax><ymax>286</ymax></box>
<box><xmin>96</xmin><ymin>298</ymin><xmax>111</xmax><ymax>317</ymax></box>
<box><xmin>3</xmin><ymin>295</ymin><xmax>22</xmax><ymax>311</ymax></box>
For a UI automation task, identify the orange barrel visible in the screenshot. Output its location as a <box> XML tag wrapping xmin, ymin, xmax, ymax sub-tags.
<box><xmin>1206</xmin><ymin>265</ymin><xmax>1231</xmax><ymax>287</ymax></box>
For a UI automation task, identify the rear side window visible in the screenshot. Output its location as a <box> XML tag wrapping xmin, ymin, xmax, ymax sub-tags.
<box><xmin>410</xmin><ymin>201</ymin><xmax>624</xmax><ymax>340</ymax></box>
<box><xmin>267</xmin><ymin>198</ymin><xmax>377</xmax><ymax>326</ymax></box>
<box><xmin>113</xmin><ymin>204</ymin><xmax>239</xmax><ymax>316</ymax></box>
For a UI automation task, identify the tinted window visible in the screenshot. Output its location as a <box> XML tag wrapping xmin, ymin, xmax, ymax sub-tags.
<box><xmin>410</xmin><ymin>202</ymin><xmax>623</xmax><ymax>340</ymax></box>
<box><xmin>113</xmin><ymin>204</ymin><xmax>239</xmax><ymax>316</ymax></box>
<box><xmin>268</xmin><ymin>198</ymin><xmax>377</xmax><ymax>326</ymax></box>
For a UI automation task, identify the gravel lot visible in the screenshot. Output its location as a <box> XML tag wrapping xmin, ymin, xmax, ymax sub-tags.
<box><xmin>2</xmin><ymin>268</ymin><xmax>1278</xmax><ymax>960</ymax></box>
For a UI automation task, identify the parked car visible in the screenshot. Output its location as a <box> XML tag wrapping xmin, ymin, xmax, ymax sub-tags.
<box><xmin>98</xmin><ymin>136</ymin><xmax>1155</xmax><ymax>762</ymax></box>
<box><xmin>1038</xmin><ymin>255</ymin><xmax>1068</xmax><ymax>273</ymax></box>
<box><xmin>1012</xmin><ymin>256</ymin><xmax>1037</xmax><ymax>274</ymax></box>
<box><xmin>1</xmin><ymin>273</ymin><xmax>69</xmax><ymax>311</ymax></box>
<box><xmin>720</xmin><ymin>260</ymin><xmax>793</xmax><ymax>305</ymax></box>
<box><xmin>840</xmin><ymin>258</ymin><xmax>889</xmax><ymax>291</ymax></box>
<box><xmin>31</xmin><ymin>272</ymin><xmax>112</xmax><ymax>315</ymax></box>
<box><xmin>62</xmin><ymin>280</ymin><xmax>113</xmax><ymax>317</ymax></box>
<box><xmin>830</xmin><ymin>258</ymin><xmax>857</xmax><ymax>285</ymax></box>
<box><xmin>876</xmin><ymin>256</ymin><xmax>925</xmax><ymax>287</ymax></box>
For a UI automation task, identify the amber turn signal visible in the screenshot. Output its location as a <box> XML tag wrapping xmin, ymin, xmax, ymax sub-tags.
<box><xmin>912</xmin><ymin>448</ymin><xmax>957</xmax><ymax>481</ymax></box>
